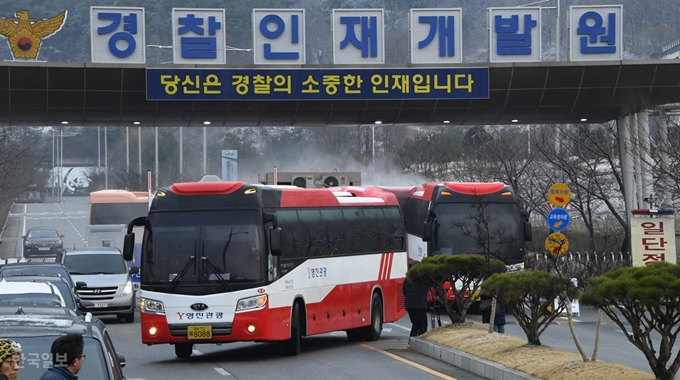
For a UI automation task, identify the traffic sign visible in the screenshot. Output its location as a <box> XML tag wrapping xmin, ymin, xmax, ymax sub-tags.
<box><xmin>545</xmin><ymin>232</ymin><xmax>569</xmax><ymax>256</ymax></box>
<box><xmin>547</xmin><ymin>183</ymin><xmax>571</xmax><ymax>207</ymax></box>
<box><xmin>546</xmin><ymin>208</ymin><xmax>570</xmax><ymax>232</ymax></box>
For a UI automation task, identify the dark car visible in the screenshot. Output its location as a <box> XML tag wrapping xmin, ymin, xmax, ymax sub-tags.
<box><xmin>22</xmin><ymin>227</ymin><xmax>64</xmax><ymax>258</ymax></box>
<box><xmin>0</xmin><ymin>275</ymin><xmax>93</xmax><ymax>315</ymax></box>
<box><xmin>0</xmin><ymin>304</ymin><xmax>145</xmax><ymax>380</ymax></box>
<box><xmin>0</xmin><ymin>261</ymin><xmax>77</xmax><ymax>292</ymax></box>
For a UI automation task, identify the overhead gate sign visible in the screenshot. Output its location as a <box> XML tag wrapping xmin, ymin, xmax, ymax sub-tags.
<box><xmin>146</xmin><ymin>68</ymin><xmax>489</xmax><ymax>101</ymax></box>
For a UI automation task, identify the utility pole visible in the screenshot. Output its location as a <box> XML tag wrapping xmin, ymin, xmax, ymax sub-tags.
<box><xmin>52</xmin><ymin>132</ymin><xmax>55</xmax><ymax>197</ymax></box>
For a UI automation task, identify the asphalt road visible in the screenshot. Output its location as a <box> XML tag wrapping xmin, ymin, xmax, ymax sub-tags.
<box><xmin>0</xmin><ymin>197</ymin><xmax>673</xmax><ymax>379</ymax></box>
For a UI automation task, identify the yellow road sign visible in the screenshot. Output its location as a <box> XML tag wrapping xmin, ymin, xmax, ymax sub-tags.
<box><xmin>545</xmin><ymin>232</ymin><xmax>569</xmax><ymax>256</ymax></box>
<box><xmin>547</xmin><ymin>183</ymin><xmax>571</xmax><ymax>207</ymax></box>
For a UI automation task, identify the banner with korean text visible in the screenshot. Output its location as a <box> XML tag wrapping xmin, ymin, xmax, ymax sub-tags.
<box><xmin>630</xmin><ymin>217</ymin><xmax>676</xmax><ymax>267</ymax></box>
<box><xmin>146</xmin><ymin>68</ymin><xmax>489</xmax><ymax>101</ymax></box>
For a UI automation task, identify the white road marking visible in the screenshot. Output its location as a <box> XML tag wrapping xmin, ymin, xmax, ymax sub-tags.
<box><xmin>192</xmin><ymin>348</ymin><xmax>204</xmax><ymax>356</ymax></box>
<box><xmin>55</xmin><ymin>203</ymin><xmax>87</xmax><ymax>245</ymax></box>
<box><xmin>214</xmin><ymin>368</ymin><xmax>231</xmax><ymax>376</ymax></box>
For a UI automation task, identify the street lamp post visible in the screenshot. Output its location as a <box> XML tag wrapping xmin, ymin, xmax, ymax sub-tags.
<box><xmin>104</xmin><ymin>126</ymin><xmax>108</xmax><ymax>189</ymax></box>
<box><xmin>52</xmin><ymin>131</ymin><xmax>55</xmax><ymax>197</ymax></box>
<box><xmin>155</xmin><ymin>127</ymin><xmax>159</xmax><ymax>189</ymax></box>
<box><xmin>59</xmin><ymin>128</ymin><xmax>63</xmax><ymax>203</ymax></box>
<box><xmin>203</xmin><ymin>126</ymin><xmax>207</xmax><ymax>176</ymax></box>
<box><xmin>179</xmin><ymin>127</ymin><xmax>183</xmax><ymax>178</ymax></box>
<box><xmin>126</xmin><ymin>127</ymin><xmax>130</xmax><ymax>184</ymax></box>
<box><xmin>97</xmin><ymin>126</ymin><xmax>101</xmax><ymax>168</ymax></box>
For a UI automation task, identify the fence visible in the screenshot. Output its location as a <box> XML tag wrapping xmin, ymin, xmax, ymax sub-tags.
<box><xmin>527</xmin><ymin>251</ymin><xmax>629</xmax><ymax>290</ymax></box>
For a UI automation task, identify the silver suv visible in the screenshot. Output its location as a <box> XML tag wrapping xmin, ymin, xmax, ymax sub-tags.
<box><xmin>61</xmin><ymin>247</ymin><xmax>138</xmax><ymax>323</ymax></box>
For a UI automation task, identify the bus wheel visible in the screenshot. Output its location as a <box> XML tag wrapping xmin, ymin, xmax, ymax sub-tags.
<box><xmin>363</xmin><ymin>293</ymin><xmax>383</xmax><ymax>341</ymax></box>
<box><xmin>174</xmin><ymin>343</ymin><xmax>193</xmax><ymax>358</ymax></box>
<box><xmin>283</xmin><ymin>303</ymin><xmax>302</xmax><ymax>356</ymax></box>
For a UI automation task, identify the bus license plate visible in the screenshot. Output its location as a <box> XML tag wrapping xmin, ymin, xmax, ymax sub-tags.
<box><xmin>187</xmin><ymin>326</ymin><xmax>212</xmax><ymax>340</ymax></box>
<box><xmin>94</xmin><ymin>302</ymin><xmax>108</xmax><ymax>308</ymax></box>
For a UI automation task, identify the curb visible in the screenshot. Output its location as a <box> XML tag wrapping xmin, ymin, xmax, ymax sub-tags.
<box><xmin>409</xmin><ymin>337</ymin><xmax>540</xmax><ymax>380</ymax></box>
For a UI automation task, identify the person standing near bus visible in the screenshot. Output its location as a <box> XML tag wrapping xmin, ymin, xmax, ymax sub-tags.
<box><xmin>404</xmin><ymin>262</ymin><xmax>429</xmax><ymax>337</ymax></box>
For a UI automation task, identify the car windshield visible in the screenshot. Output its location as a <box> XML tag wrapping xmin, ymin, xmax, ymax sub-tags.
<box><xmin>0</xmin><ymin>267</ymin><xmax>74</xmax><ymax>288</ymax></box>
<box><xmin>0</xmin><ymin>293</ymin><xmax>62</xmax><ymax>306</ymax></box>
<box><xmin>7</xmin><ymin>335</ymin><xmax>108</xmax><ymax>380</ymax></box>
<box><xmin>27</xmin><ymin>230</ymin><xmax>59</xmax><ymax>239</ymax></box>
<box><xmin>63</xmin><ymin>254</ymin><xmax>128</xmax><ymax>275</ymax></box>
<box><xmin>143</xmin><ymin>210</ymin><xmax>265</xmax><ymax>285</ymax></box>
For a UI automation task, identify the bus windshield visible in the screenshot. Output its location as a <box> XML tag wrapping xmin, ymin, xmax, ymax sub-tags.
<box><xmin>433</xmin><ymin>202</ymin><xmax>522</xmax><ymax>264</ymax></box>
<box><xmin>90</xmin><ymin>203</ymin><xmax>149</xmax><ymax>225</ymax></box>
<box><xmin>142</xmin><ymin>210</ymin><xmax>265</xmax><ymax>285</ymax></box>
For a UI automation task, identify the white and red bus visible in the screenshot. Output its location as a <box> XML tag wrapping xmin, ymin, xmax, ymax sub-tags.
<box><xmin>382</xmin><ymin>182</ymin><xmax>532</xmax><ymax>302</ymax></box>
<box><xmin>123</xmin><ymin>182</ymin><xmax>407</xmax><ymax>358</ymax></box>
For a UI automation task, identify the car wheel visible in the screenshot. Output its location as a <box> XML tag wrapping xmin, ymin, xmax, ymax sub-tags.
<box><xmin>174</xmin><ymin>343</ymin><xmax>193</xmax><ymax>358</ymax></box>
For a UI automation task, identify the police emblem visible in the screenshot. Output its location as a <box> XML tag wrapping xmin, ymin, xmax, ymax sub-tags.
<box><xmin>0</xmin><ymin>10</ymin><xmax>67</xmax><ymax>60</ymax></box>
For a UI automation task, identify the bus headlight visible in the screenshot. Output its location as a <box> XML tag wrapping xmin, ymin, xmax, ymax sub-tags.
<box><xmin>121</xmin><ymin>281</ymin><xmax>134</xmax><ymax>297</ymax></box>
<box><xmin>236</xmin><ymin>295</ymin><xmax>267</xmax><ymax>311</ymax></box>
<box><xmin>140</xmin><ymin>298</ymin><xmax>165</xmax><ymax>314</ymax></box>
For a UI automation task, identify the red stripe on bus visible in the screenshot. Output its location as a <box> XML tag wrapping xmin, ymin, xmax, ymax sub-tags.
<box><xmin>379</xmin><ymin>253</ymin><xmax>387</xmax><ymax>281</ymax></box>
<box><xmin>385</xmin><ymin>252</ymin><xmax>394</xmax><ymax>280</ymax></box>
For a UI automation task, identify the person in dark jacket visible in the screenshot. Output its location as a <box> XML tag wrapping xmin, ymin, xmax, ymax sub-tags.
<box><xmin>403</xmin><ymin>262</ymin><xmax>429</xmax><ymax>337</ymax></box>
<box><xmin>39</xmin><ymin>333</ymin><xmax>85</xmax><ymax>380</ymax></box>
<box><xmin>480</xmin><ymin>295</ymin><xmax>506</xmax><ymax>333</ymax></box>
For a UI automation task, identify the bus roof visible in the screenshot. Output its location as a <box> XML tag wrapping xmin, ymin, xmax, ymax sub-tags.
<box><xmin>413</xmin><ymin>182</ymin><xmax>512</xmax><ymax>201</ymax></box>
<box><xmin>156</xmin><ymin>182</ymin><xmax>399</xmax><ymax>209</ymax></box>
<box><xmin>89</xmin><ymin>190</ymin><xmax>149</xmax><ymax>203</ymax></box>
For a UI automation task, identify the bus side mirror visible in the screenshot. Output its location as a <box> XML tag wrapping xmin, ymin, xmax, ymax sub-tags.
<box><xmin>263</xmin><ymin>212</ymin><xmax>278</xmax><ymax>228</ymax></box>
<box><xmin>269</xmin><ymin>227</ymin><xmax>282</xmax><ymax>256</ymax></box>
<box><xmin>123</xmin><ymin>233</ymin><xmax>135</xmax><ymax>261</ymax></box>
<box><xmin>422</xmin><ymin>219</ymin><xmax>433</xmax><ymax>242</ymax></box>
<box><xmin>524</xmin><ymin>221</ymin><xmax>533</xmax><ymax>241</ymax></box>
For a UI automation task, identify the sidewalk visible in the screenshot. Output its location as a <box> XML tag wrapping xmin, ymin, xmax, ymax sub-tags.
<box><xmin>0</xmin><ymin>203</ymin><xmax>21</xmax><ymax>259</ymax></box>
<box><xmin>409</xmin><ymin>336</ymin><xmax>540</xmax><ymax>380</ymax></box>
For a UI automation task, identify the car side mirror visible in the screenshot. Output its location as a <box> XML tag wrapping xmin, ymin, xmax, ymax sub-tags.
<box><xmin>79</xmin><ymin>300</ymin><xmax>94</xmax><ymax>310</ymax></box>
<box><xmin>117</xmin><ymin>353</ymin><xmax>126</xmax><ymax>368</ymax></box>
<box><xmin>22</xmin><ymin>235</ymin><xmax>26</xmax><ymax>240</ymax></box>
<box><xmin>129</xmin><ymin>266</ymin><xmax>139</xmax><ymax>275</ymax></box>
<box><xmin>76</xmin><ymin>281</ymin><xmax>87</xmax><ymax>289</ymax></box>
<box><xmin>60</xmin><ymin>235</ymin><xmax>65</xmax><ymax>238</ymax></box>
